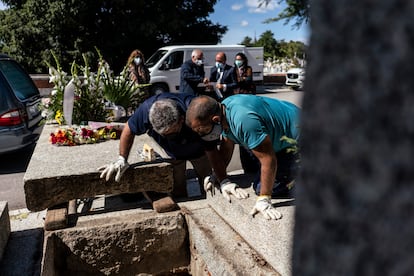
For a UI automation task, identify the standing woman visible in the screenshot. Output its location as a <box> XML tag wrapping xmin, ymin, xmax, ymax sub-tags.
<box><xmin>233</xmin><ymin>52</ymin><xmax>256</xmax><ymax>95</ymax></box>
<box><xmin>128</xmin><ymin>49</ymin><xmax>151</xmax><ymax>85</ymax></box>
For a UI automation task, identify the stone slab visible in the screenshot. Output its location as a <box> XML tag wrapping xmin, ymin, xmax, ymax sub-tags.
<box><xmin>24</xmin><ymin>124</ymin><xmax>174</xmax><ymax>212</ymax></box>
<box><xmin>206</xmin><ymin>172</ymin><xmax>295</xmax><ymax>276</ymax></box>
<box><xmin>0</xmin><ymin>201</ymin><xmax>10</xmax><ymax>261</ymax></box>
<box><xmin>186</xmin><ymin>206</ymin><xmax>279</xmax><ymax>275</ymax></box>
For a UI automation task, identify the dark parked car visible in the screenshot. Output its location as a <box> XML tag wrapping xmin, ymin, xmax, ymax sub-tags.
<box><xmin>0</xmin><ymin>54</ymin><xmax>43</xmax><ymax>154</ymax></box>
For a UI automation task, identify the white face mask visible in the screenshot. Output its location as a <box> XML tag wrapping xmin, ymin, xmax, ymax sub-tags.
<box><xmin>134</xmin><ymin>57</ymin><xmax>141</xmax><ymax>65</ymax></box>
<box><xmin>195</xmin><ymin>59</ymin><xmax>203</xmax><ymax>66</ymax></box>
<box><xmin>201</xmin><ymin>123</ymin><xmax>222</xmax><ymax>141</ymax></box>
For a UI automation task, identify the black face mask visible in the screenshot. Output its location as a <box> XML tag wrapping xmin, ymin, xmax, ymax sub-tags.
<box><xmin>163</xmin><ymin>132</ymin><xmax>180</xmax><ymax>140</ymax></box>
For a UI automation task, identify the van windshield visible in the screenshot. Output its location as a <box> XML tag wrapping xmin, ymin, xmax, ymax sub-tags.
<box><xmin>0</xmin><ymin>60</ymin><xmax>39</xmax><ymax>100</ymax></box>
<box><xmin>145</xmin><ymin>50</ymin><xmax>168</xmax><ymax>68</ymax></box>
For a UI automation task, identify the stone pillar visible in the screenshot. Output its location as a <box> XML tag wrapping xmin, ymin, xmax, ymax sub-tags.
<box><xmin>293</xmin><ymin>1</ymin><xmax>414</xmax><ymax>275</ymax></box>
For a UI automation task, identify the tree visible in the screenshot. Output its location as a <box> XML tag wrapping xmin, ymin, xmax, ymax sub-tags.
<box><xmin>259</xmin><ymin>0</ymin><xmax>310</xmax><ymax>28</ymax></box>
<box><xmin>0</xmin><ymin>0</ymin><xmax>227</xmax><ymax>73</ymax></box>
<box><xmin>240</xmin><ymin>36</ymin><xmax>254</xmax><ymax>47</ymax></box>
<box><xmin>278</xmin><ymin>40</ymin><xmax>306</xmax><ymax>59</ymax></box>
<box><xmin>256</xmin><ymin>30</ymin><xmax>279</xmax><ymax>60</ymax></box>
<box><xmin>240</xmin><ymin>31</ymin><xmax>306</xmax><ymax>62</ymax></box>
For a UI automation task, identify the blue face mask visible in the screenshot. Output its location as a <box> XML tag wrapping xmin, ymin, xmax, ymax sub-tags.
<box><xmin>235</xmin><ymin>60</ymin><xmax>243</xmax><ymax>67</ymax></box>
<box><xmin>215</xmin><ymin>62</ymin><xmax>224</xmax><ymax>69</ymax></box>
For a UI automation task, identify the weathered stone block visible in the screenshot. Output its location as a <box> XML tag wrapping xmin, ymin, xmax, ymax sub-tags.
<box><xmin>24</xmin><ymin>124</ymin><xmax>173</xmax><ymax>212</ymax></box>
<box><xmin>42</xmin><ymin>211</ymin><xmax>189</xmax><ymax>275</ymax></box>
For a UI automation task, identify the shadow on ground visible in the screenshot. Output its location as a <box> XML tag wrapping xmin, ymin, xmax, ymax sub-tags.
<box><xmin>0</xmin><ymin>144</ymin><xmax>36</xmax><ymax>175</ymax></box>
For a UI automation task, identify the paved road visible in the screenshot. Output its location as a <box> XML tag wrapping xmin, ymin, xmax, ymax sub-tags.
<box><xmin>0</xmin><ymin>86</ymin><xmax>303</xmax><ymax>211</ymax></box>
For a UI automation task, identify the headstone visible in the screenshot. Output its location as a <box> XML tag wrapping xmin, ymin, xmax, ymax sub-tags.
<box><xmin>293</xmin><ymin>1</ymin><xmax>414</xmax><ymax>275</ymax></box>
<box><xmin>63</xmin><ymin>79</ymin><xmax>75</xmax><ymax>126</ymax></box>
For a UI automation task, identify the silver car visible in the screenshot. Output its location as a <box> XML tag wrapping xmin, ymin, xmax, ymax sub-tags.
<box><xmin>0</xmin><ymin>54</ymin><xmax>43</xmax><ymax>154</ymax></box>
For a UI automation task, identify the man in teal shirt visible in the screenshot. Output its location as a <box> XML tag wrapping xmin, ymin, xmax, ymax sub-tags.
<box><xmin>186</xmin><ymin>93</ymin><xmax>300</xmax><ymax>220</ymax></box>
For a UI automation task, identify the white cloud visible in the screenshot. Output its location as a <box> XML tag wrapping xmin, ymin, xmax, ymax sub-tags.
<box><xmin>231</xmin><ymin>4</ymin><xmax>243</xmax><ymax>11</ymax></box>
<box><xmin>241</xmin><ymin>20</ymin><xmax>249</xmax><ymax>27</ymax></box>
<box><xmin>246</xmin><ymin>0</ymin><xmax>279</xmax><ymax>13</ymax></box>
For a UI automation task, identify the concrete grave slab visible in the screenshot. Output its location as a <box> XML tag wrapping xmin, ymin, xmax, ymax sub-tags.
<box><xmin>205</xmin><ymin>173</ymin><xmax>295</xmax><ymax>276</ymax></box>
<box><xmin>24</xmin><ymin>124</ymin><xmax>174</xmax><ymax>212</ymax></box>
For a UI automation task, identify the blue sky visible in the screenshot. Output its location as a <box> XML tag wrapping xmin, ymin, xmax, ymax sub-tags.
<box><xmin>210</xmin><ymin>0</ymin><xmax>309</xmax><ymax>45</ymax></box>
<box><xmin>0</xmin><ymin>0</ymin><xmax>310</xmax><ymax>44</ymax></box>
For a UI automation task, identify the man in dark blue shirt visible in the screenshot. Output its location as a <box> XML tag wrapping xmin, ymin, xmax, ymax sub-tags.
<box><xmin>179</xmin><ymin>49</ymin><xmax>209</xmax><ymax>95</ymax></box>
<box><xmin>99</xmin><ymin>93</ymin><xmax>214</xmax><ymax>198</ymax></box>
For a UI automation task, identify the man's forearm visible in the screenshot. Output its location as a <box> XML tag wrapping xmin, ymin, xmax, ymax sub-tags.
<box><xmin>220</xmin><ymin>139</ymin><xmax>234</xmax><ymax>167</ymax></box>
<box><xmin>260</xmin><ymin>163</ymin><xmax>277</xmax><ymax>196</ymax></box>
<box><xmin>119</xmin><ymin>124</ymin><xmax>135</xmax><ymax>160</ymax></box>
<box><xmin>205</xmin><ymin>149</ymin><xmax>227</xmax><ymax>181</ymax></box>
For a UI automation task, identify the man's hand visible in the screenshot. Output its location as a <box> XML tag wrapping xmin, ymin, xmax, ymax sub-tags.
<box><xmin>97</xmin><ymin>156</ymin><xmax>129</xmax><ymax>182</ymax></box>
<box><xmin>220</xmin><ymin>179</ymin><xmax>249</xmax><ymax>203</ymax></box>
<box><xmin>203</xmin><ymin>175</ymin><xmax>218</xmax><ymax>196</ymax></box>
<box><xmin>250</xmin><ymin>196</ymin><xmax>282</xmax><ymax>220</ymax></box>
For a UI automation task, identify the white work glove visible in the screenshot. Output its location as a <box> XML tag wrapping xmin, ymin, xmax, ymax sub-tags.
<box><xmin>220</xmin><ymin>178</ymin><xmax>249</xmax><ymax>203</ymax></box>
<box><xmin>250</xmin><ymin>196</ymin><xmax>282</xmax><ymax>220</ymax></box>
<box><xmin>97</xmin><ymin>156</ymin><xmax>129</xmax><ymax>182</ymax></box>
<box><xmin>203</xmin><ymin>174</ymin><xmax>218</xmax><ymax>196</ymax></box>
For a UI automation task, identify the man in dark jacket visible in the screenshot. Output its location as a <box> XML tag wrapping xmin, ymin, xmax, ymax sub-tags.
<box><xmin>208</xmin><ymin>52</ymin><xmax>237</xmax><ymax>101</ymax></box>
<box><xmin>179</xmin><ymin>49</ymin><xmax>209</xmax><ymax>95</ymax></box>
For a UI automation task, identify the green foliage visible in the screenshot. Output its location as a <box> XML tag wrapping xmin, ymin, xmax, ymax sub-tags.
<box><xmin>70</xmin><ymin>54</ymin><xmax>108</xmax><ymax>125</ymax></box>
<box><xmin>256</xmin><ymin>30</ymin><xmax>280</xmax><ymax>60</ymax></box>
<box><xmin>280</xmin><ymin>135</ymin><xmax>299</xmax><ymax>154</ymax></box>
<box><xmin>259</xmin><ymin>0</ymin><xmax>310</xmax><ymax>28</ymax></box>
<box><xmin>43</xmin><ymin>49</ymin><xmax>148</xmax><ymax>125</ymax></box>
<box><xmin>43</xmin><ymin>52</ymin><xmax>70</xmax><ymax>122</ymax></box>
<box><xmin>101</xmin><ymin>71</ymin><xmax>147</xmax><ymax>111</ymax></box>
<box><xmin>0</xmin><ymin>0</ymin><xmax>227</xmax><ymax>73</ymax></box>
<box><xmin>240</xmin><ymin>36</ymin><xmax>254</xmax><ymax>47</ymax></box>
<box><xmin>100</xmin><ymin>66</ymin><xmax>149</xmax><ymax>112</ymax></box>
<box><xmin>241</xmin><ymin>30</ymin><xmax>307</xmax><ymax>61</ymax></box>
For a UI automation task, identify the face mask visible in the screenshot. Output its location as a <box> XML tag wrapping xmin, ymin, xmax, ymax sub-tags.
<box><xmin>215</xmin><ymin>62</ymin><xmax>224</xmax><ymax>69</ymax></box>
<box><xmin>201</xmin><ymin>123</ymin><xmax>222</xmax><ymax>141</ymax></box>
<box><xmin>235</xmin><ymin>60</ymin><xmax>243</xmax><ymax>67</ymax></box>
<box><xmin>195</xmin><ymin>59</ymin><xmax>203</xmax><ymax>66</ymax></box>
<box><xmin>163</xmin><ymin>132</ymin><xmax>179</xmax><ymax>140</ymax></box>
<box><xmin>134</xmin><ymin>57</ymin><xmax>141</xmax><ymax>65</ymax></box>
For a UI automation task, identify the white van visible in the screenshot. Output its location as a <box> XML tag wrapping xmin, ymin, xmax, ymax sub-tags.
<box><xmin>145</xmin><ymin>45</ymin><xmax>264</xmax><ymax>94</ymax></box>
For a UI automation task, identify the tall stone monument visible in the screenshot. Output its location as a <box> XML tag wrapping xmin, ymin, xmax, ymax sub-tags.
<box><xmin>293</xmin><ymin>1</ymin><xmax>414</xmax><ymax>274</ymax></box>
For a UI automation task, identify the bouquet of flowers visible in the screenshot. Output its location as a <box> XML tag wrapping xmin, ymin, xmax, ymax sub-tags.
<box><xmin>49</xmin><ymin>125</ymin><xmax>123</xmax><ymax>146</ymax></box>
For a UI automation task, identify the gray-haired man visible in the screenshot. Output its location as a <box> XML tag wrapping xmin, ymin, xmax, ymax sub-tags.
<box><xmin>98</xmin><ymin>93</ymin><xmax>213</xmax><ymax>198</ymax></box>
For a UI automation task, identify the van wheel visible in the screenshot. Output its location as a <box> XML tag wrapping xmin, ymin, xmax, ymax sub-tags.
<box><xmin>151</xmin><ymin>84</ymin><xmax>169</xmax><ymax>95</ymax></box>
